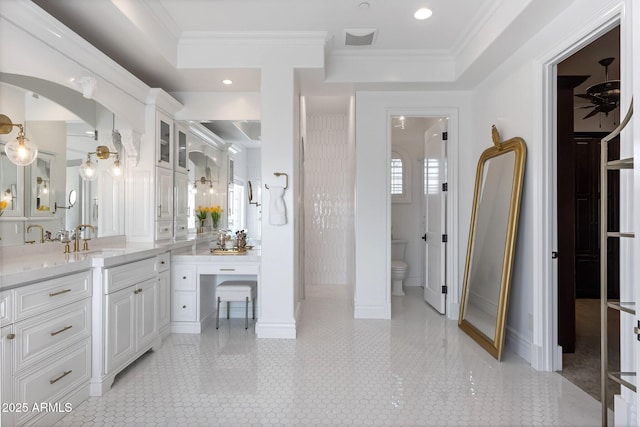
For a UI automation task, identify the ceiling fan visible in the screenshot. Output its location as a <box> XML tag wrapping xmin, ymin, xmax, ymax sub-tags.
<box><xmin>575</xmin><ymin>57</ymin><xmax>620</xmax><ymax>119</ymax></box>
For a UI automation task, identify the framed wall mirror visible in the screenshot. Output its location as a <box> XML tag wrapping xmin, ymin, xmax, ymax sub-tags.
<box><xmin>30</xmin><ymin>152</ymin><xmax>54</xmax><ymax>217</ymax></box>
<box><xmin>458</xmin><ymin>126</ymin><xmax>526</xmax><ymax>361</ymax></box>
<box><xmin>0</xmin><ymin>145</ymin><xmax>23</xmax><ymax>217</ymax></box>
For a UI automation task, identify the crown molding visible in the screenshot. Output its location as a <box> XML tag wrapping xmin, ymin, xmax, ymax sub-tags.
<box><xmin>0</xmin><ymin>1</ymin><xmax>150</xmax><ymax>105</ymax></box>
<box><xmin>180</xmin><ymin>30</ymin><xmax>329</xmax><ymax>46</ymax></box>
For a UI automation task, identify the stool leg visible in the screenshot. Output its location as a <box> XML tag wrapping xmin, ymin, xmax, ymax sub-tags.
<box><xmin>252</xmin><ymin>297</ymin><xmax>255</xmax><ymax>320</ymax></box>
<box><xmin>227</xmin><ymin>301</ymin><xmax>230</xmax><ymax>319</ymax></box>
<box><xmin>216</xmin><ymin>297</ymin><xmax>221</xmax><ymax>329</ymax></box>
<box><xmin>245</xmin><ymin>296</ymin><xmax>249</xmax><ymax>329</ymax></box>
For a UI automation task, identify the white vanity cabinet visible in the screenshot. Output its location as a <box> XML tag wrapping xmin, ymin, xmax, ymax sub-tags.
<box><xmin>174</xmin><ymin>172</ymin><xmax>189</xmax><ymax>239</ymax></box>
<box><xmin>91</xmin><ymin>256</ymin><xmax>161</xmax><ymax>397</ymax></box>
<box><xmin>170</xmin><ymin>251</ymin><xmax>261</xmax><ymax>334</ymax></box>
<box><xmin>156</xmin><ymin>251</ymin><xmax>171</xmax><ymax>338</ymax></box>
<box><xmin>1</xmin><ymin>271</ymin><xmax>92</xmax><ymax>427</ymax></box>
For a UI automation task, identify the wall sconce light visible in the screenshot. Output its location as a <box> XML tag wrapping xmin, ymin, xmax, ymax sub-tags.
<box><xmin>0</xmin><ymin>114</ymin><xmax>38</xmax><ymax>166</ymax></box>
<box><xmin>191</xmin><ymin>176</ymin><xmax>214</xmax><ymax>195</ymax></box>
<box><xmin>36</xmin><ymin>177</ymin><xmax>49</xmax><ymax>194</ymax></box>
<box><xmin>79</xmin><ymin>145</ymin><xmax>122</xmax><ymax>181</ymax></box>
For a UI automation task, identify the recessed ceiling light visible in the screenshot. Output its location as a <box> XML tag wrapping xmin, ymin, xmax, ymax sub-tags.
<box><xmin>222</xmin><ymin>79</ymin><xmax>233</xmax><ymax>85</ymax></box>
<box><xmin>414</xmin><ymin>8</ymin><xmax>433</xmax><ymax>20</ymax></box>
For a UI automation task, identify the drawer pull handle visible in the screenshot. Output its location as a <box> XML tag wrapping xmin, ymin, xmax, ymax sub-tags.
<box><xmin>182</xmin><ymin>305</ymin><xmax>187</xmax><ymax>309</ymax></box>
<box><xmin>6</xmin><ymin>333</ymin><xmax>15</xmax><ymax>340</ymax></box>
<box><xmin>183</xmin><ymin>276</ymin><xmax>187</xmax><ymax>279</ymax></box>
<box><xmin>220</xmin><ymin>268</ymin><xmax>236</xmax><ymax>272</ymax></box>
<box><xmin>161</xmin><ymin>261</ymin><xmax>166</xmax><ymax>265</ymax></box>
<box><xmin>49</xmin><ymin>289</ymin><xmax>72</xmax><ymax>297</ymax></box>
<box><xmin>50</xmin><ymin>325</ymin><xmax>73</xmax><ymax>336</ymax></box>
<box><xmin>50</xmin><ymin>370</ymin><xmax>72</xmax><ymax>385</ymax></box>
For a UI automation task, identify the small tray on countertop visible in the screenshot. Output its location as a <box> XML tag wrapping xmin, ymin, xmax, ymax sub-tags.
<box><xmin>210</xmin><ymin>248</ymin><xmax>248</xmax><ymax>255</ymax></box>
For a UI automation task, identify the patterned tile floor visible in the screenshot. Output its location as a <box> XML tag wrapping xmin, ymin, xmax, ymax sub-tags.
<box><xmin>57</xmin><ymin>286</ymin><xmax>602</xmax><ymax>426</ymax></box>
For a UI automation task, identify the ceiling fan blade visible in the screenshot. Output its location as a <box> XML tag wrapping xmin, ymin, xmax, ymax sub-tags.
<box><xmin>582</xmin><ymin>109</ymin><xmax>600</xmax><ymax>119</ymax></box>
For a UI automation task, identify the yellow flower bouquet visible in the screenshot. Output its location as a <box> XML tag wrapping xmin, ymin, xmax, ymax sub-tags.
<box><xmin>0</xmin><ymin>200</ymin><xmax>7</xmax><ymax>216</ymax></box>
<box><xmin>210</xmin><ymin>205</ymin><xmax>223</xmax><ymax>229</ymax></box>
<box><xmin>195</xmin><ymin>205</ymin><xmax>208</xmax><ymax>222</ymax></box>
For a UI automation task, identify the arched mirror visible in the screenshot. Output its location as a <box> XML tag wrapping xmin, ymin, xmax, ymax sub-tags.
<box><xmin>458</xmin><ymin>126</ymin><xmax>526</xmax><ymax>361</ymax></box>
<box><xmin>0</xmin><ymin>76</ymin><xmax>125</xmax><ymax>246</ymax></box>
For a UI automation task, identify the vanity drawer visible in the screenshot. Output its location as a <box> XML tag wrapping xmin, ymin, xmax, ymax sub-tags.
<box><xmin>15</xmin><ymin>299</ymin><xmax>91</xmax><ymax>371</ymax></box>
<box><xmin>172</xmin><ymin>291</ymin><xmax>197</xmax><ymax>322</ymax></box>
<box><xmin>14</xmin><ymin>339</ymin><xmax>90</xmax><ymax>426</ymax></box>
<box><xmin>174</xmin><ymin>219</ymin><xmax>188</xmax><ymax>239</ymax></box>
<box><xmin>206</xmin><ymin>264</ymin><xmax>260</xmax><ymax>275</ymax></box>
<box><xmin>0</xmin><ymin>290</ymin><xmax>13</xmax><ymax>326</ymax></box>
<box><xmin>15</xmin><ymin>271</ymin><xmax>91</xmax><ymax>321</ymax></box>
<box><xmin>156</xmin><ymin>251</ymin><xmax>170</xmax><ymax>273</ymax></box>
<box><xmin>172</xmin><ymin>265</ymin><xmax>196</xmax><ymax>291</ymax></box>
<box><xmin>104</xmin><ymin>257</ymin><xmax>156</xmax><ymax>294</ymax></box>
<box><xmin>156</xmin><ymin>221</ymin><xmax>172</xmax><ymax>241</ymax></box>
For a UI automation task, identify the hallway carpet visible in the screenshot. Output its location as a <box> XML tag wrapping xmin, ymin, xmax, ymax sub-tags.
<box><xmin>56</xmin><ymin>286</ymin><xmax>602</xmax><ymax>426</ymax></box>
<box><xmin>560</xmin><ymin>298</ymin><xmax>620</xmax><ymax>409</ymax></box>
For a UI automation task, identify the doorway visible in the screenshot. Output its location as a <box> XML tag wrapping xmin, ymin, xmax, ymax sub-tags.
<box><xmin>556</xmin><ymin>26</ymin><xmax>620</xmax><ymax>403</ymax></box>
<box><xmin>390</xmin><ymin>116</ymin><xmax>447</xmax><ymax>312</ymax></box>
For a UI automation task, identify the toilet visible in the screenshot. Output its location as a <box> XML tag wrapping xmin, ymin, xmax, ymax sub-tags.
<box><xmin>391</xmin><ymin>240</ymin><xmax>409</xmax><ymax>296</ymax></box>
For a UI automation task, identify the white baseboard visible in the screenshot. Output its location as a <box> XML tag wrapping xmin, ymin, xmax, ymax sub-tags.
<box><xmin>354</xmin><ymin>302</ymin><xmax>390</xmax><ymax>319</ymax></box>
<box><xmin>505</xmin><ymin>324</ymin><xmax>531</xmax><ymax>363</ymax></box>
<box><xmin>255</xmin><ymin>321</ymin><xmax>297</xmax><ymax>338</ymax></box>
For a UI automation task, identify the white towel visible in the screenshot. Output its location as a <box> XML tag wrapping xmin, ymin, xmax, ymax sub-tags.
<box><xmin>268</xmin><ymin>186</ymin><xmax>286</xmax><ymax>225</ymax></box>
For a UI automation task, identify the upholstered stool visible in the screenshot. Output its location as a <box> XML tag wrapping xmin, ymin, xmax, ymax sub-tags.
<box><xmin>215</xmin><ymin>280</ymin><xmax>257</xmax><ymax>329</ymax></box>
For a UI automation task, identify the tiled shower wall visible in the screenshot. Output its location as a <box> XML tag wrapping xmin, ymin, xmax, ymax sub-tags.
<box><xmin>304</xmin><ymin>114</ymin><xmax>354</xmax><ymax>286</ymax></box>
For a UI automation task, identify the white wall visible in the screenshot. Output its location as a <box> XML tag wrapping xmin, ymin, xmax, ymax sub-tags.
<box><xmin>304</xmin><ymin>114</ymin><xmax>352</xmax><ymax>286</ymax></box>
<box><xmin>469</xmin><ymin>0</ymin><xmax>629</xmax><ymax>366</ymax></box>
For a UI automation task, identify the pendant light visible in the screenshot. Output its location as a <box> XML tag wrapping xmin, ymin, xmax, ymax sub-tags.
<box><xmin>0</xmin><ymin>114</ymin><xmax>38</xmax><ymax>166</ymax></box>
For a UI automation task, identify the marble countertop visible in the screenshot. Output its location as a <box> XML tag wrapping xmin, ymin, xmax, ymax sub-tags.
<box><xmin>172</xmin><ymin>247</ymin><xmax>261</xmax><ymax>263</ymax></box>
<box><xmin>0</xmin><ymin>236</ymin><xmax>198</xmax><ymax>291</ymax></box>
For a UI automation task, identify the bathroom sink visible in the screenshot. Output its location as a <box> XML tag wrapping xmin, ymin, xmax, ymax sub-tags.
<box><xmin>81</xmin><ymin>249</ymin><xmax>126</xmax><ymax>257</ymax></box>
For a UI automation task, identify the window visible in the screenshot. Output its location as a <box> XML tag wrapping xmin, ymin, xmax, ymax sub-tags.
<box><xmin>391</xmin><ymin>149</ymin><xmax>411</xmax><ymax>203</ymax></box>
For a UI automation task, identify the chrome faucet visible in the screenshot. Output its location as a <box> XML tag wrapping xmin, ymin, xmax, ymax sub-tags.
<box><xmin>27</xmin><ymin>224</ymin><xmax>45</xmax><ymax>244</ymax></box>
<box><xmin>74</xmin><ymin>224</ymin><xmax>95</xmax><ymax>252</ymax></box>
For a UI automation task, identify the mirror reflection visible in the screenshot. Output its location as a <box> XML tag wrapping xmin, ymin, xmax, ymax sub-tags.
<box><xmin>32</xmin><ymin>155</ymin><xmax>53</xmax><ymax>215</ymax></box>
<box><xmin>458</xmin><ymin>128</ymin><xmax>526</xmax><ymax>360</ymax></box>
<box><xmin>0</xmin><ymin>78</ymin><xmax>125</xmax><ymax>246</ymax></box>
<box><xmin>0</xmin><ymin>147</ymin><xmax>20</xmax><ymax>215</ymax></box>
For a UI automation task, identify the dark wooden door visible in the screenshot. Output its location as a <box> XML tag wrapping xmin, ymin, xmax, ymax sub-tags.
<box><xmin>557</xmin><ymin>76</ymin><xmax>588</xmax><ymax>353</ymax></box>
<box><xmin>574</xmin><ymin>133</ymin><xmax>619</xmax><ymax>299</ymax></box>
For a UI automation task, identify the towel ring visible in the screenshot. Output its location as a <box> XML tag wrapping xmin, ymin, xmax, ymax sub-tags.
<box><xmin>265</xmin><ymin>172</ymin><xmax>288</xmax><ymax>190</ymax></box>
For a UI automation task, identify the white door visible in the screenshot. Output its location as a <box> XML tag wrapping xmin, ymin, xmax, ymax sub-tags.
<box><xmin>423</xmin><ymin>123</ymin><xmax>447</xmax><ymax>313</ymax></box>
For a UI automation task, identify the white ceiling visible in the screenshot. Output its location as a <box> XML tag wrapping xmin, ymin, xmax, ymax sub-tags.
<box><xmin>32</xmin><ymin>0</ymin><xmax>579</xmax><ymax>96</ymax></box>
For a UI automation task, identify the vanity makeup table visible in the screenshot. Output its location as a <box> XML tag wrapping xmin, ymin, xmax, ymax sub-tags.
<box><xmin>170</xmin><ymin>247</ymin><xmax>261</xmax><ymax>333</ymax></box>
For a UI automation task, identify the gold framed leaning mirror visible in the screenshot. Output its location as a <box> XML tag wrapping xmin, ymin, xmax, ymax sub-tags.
<box><xmin>458</xmin><ymin>126</ymin><xmax>526</xmax><ymax>361</ymax></box>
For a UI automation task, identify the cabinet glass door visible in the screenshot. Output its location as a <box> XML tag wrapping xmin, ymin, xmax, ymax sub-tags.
<box><xmin>177</xmin><ymin>129</ymin><xmax>187</xmax><ymax>170</ymax></box>
<box><xmin>159</xmin><ymin>120</ymin><xmax>171</xmax><ymax>165</ymax></box>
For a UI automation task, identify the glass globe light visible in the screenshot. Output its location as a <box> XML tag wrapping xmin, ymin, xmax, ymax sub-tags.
<box><xmin>109</xmin><ymin>157</ymin><xmax>122</xmax><ymax>178</ymax></box>
<box><xmin>79</xmin><ymin>155</ymin><xmax>98</xmax><ymax>181</ymax></box>
<box><xmin>209</xmin><ymin>184</ymin><xmax>214</xmax><ymax>194</ymax></box>
<box><xmin>4</xmin><ymin>129</ymin><xmax>37</xmax><ymax>166</ymax></box>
